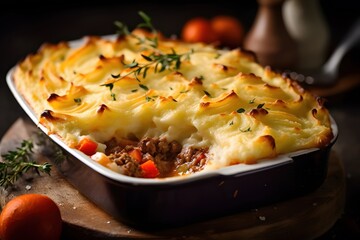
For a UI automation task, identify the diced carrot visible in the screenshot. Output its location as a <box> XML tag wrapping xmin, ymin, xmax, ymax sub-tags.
<box><xmin>140</xmin><ymin>160</ymin><xmax>160</xmax><ymax>178</ymax></box>
<box><xmin>129</xmin><ymin>148</ymin><xmax>143</xmax><ymax>163</ymax></box>
<box><xmin>196</xmin><ymin>153</ymin><xmax>206</xmax><ymax>161</ymax></box>
<box><xmin>77</xmin><ymin>138</ymin><xmax>98</xmax><ymax>156</ymax></box>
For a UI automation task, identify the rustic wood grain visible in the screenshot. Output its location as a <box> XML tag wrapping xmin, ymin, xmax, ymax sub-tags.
<box><xmin>0</xmin><ymin>119</ymin><xmax>345</xmax><ymax>240</ymax></box>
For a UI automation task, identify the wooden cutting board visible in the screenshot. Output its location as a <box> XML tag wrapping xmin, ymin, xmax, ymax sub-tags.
<box><xmin>0</xmin><ymin>119</ymin><xmax>345</xmax><ymax>240</ymax></box>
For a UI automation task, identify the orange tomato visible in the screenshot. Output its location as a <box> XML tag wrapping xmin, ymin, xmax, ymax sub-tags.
<box><xmin>181</xmin><ymin>17</ymin><xmax>219</xmax><ymax>44</ymax></box>
<box><xmin>211</xmin><ymin>15</ymin><xmax>244</xmax><ymax>48</ymax></box>
<box><xmin>0</xmin><ymin>194</ymin><xmax>62</xmax><ymax>240</ymax></box>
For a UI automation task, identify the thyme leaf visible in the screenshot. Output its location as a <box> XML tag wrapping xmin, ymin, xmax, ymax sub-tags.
<box><xmin>145</xmin><ymin>96</ymin><xmax>153</xmax><ymax>102</ymax></box>
<box><xmin>111</xmin><ymin>73</ymin><xmax>120</xmax><ymax>78</ymax></box>
<box><xmin>74</xmin><ymin>98</ymin><xmax>82</xmax><ymax>105</ymax></box>
<box><xmin>137</xmin><ymin>11</ymin><xmax>156</xmax><ymax>33</ymax></box>
<box><xmin>124</xmin><ymin>60</ymin><xmax>139</xmax><ymax>68</ymax></box>
<box><xmin>141</xmin><ymin>54</ymin><xmax>153</xmax><ymax>62</ymax></box>
<box><xmin>101</xmin><ymin>83</ymin><xmax>116</xmax><ymax>101</ymax></box>
<box><xmin>257</xmin><ymin>103</ymin><xmax>265</xmax><ymax>109</ymax></box>
<box><xmin>240</xmin><ymin>127</ymin><xmax>251</xmax><ymax>132</ymax></box>
<box><xmin>139</xmin><ymin>84</ymin><xmax>149</xmax><ymax>91</ymax></box>
<box><xmin>203</xmin><ymin>90</ymin><xmax>212</xmax><ymax>97</ymax></box>
<box><xmin>237</xmin><ymin>108</ymin><xmax>245</xmax><ymax>113</ymax></box>
<box><xmin>0</xmin><ymin>140</ymin><xmax>52</xmax><ymax>189</ymax></box>
<box><xmin>114</xmin><ymin>20</ymin><xmax>130</xmax><ymax>37</ymax></box>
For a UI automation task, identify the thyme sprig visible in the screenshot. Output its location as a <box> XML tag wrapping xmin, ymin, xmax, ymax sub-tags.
<box><xmin>104</xmin><ymin>11</ymin><xmax>195</xmax><ymax>100</ymax></box>
<box><xmin>101</xmin><ymin>48</ymin><xmax>193</xmax><ymax>98</ymax></box>
<box><xmin>0</xmin><ymin>140</ymin><xmax>51</xmax><ymax>189</ymax></box>
<box><xmin>115</xmin><ymin>11</ymin><xmax>158</xmax><ymax>49</ymax></box>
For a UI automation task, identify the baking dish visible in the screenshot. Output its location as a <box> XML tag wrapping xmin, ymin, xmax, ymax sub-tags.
<box><xmin>6</xmin><ymin>35</ymin><xmax>338</xmax><ymax>228</ymax></box>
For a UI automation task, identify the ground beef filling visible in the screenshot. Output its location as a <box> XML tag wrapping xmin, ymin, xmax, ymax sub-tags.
<box><xmin>105</xmin><ymin>137</ymin><xmax>208</xmax><ymax>178</ymax></box>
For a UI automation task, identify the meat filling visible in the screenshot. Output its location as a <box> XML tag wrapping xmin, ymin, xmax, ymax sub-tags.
<box><xmin>106</xmin><ymin>137</ymin><xmax>208</xmax><ymax>178</ymax></box>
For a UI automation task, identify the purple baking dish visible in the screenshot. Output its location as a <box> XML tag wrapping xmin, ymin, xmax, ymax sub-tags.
<box><xmin>6</xmin><ymin>50</ymin><xmax>338</xmax><ymax>229</ymax></box>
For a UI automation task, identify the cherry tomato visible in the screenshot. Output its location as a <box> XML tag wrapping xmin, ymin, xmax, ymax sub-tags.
<box><xmin>181</xmin><ymin>17</ymin><xmax>219</xmax><ymax>44</ymax></box>
<box><xmin>211</xmin><ymin>15</ymin><xmax>244</xmax><ymax>48</ymax></box>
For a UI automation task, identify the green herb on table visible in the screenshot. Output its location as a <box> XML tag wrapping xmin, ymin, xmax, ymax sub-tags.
<box><xmin>0</xmin><ymin>140</ymin><xmax>51</xmax><ymax>189</ymax></box>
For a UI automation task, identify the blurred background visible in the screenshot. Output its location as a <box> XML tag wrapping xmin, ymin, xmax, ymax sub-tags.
<box><xmin>0</xmin><ymin>1</ymin><xmax>359</xmax><ymax>238</ymax></box>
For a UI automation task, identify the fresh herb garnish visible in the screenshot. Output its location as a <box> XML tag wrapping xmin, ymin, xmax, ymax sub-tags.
<box><xmin>74</xmin><ymin>98</ymin><xmax>82</xmax><ymax>105</ymax></box>
<box><xmin>114</xmin><ymin>20</ymin><xmax>130</xmax><ymax>37</ymax></box>
<box><xmin>115</xmin><ymin>11</ymin><xmax>158</xmax><ymax>49</ymax></box>
<box><xmin>229</xmin><ymin>121</ymin><xmax>234</xmax><ymax>126</ymax></box>
<box><xmin>0</xmin><ymin>140</ymin><xmax>51</xmax><ymax>189</ymax></box>
<box><xmin>124</xmin><ymin>59</ymin><xmax>139</xmax><ymax>69</ymax></box>
<box><xmin>104</xmin><ymin>11</ymin><xmax>195</xmax><ymax>100</ymax></box>
<box><xmin>249</xmin><ymin>98</ymin><xmax>255</xmax><ymax>104</ymax></box>
<box><xmin>101</xmin><ymin>83</ymin><xmax>116</xmax><ymax>101</ymax></box>
<box><xmin>240</xmin><ymin>127</ymin><xmax>251</xmax><ymax>132</ymax></box>
<box><xmin>236</xmin><ymin>108</ymin><xmax>245</xmax><ymax>113</ymax></box>
<box><xmin>203</xmin><ymin>90</ymin><xmax>212</xmax><ymax>97</ymax></box>
<box><xmin>111</xmin><ymin>73</ymin><xmax>120</xmax><ymax>78</ymax></box>
<box><xmin>139</xmin><ymin>84</ymin><xmax>149</xmax><ymax>91</ymax></box>
<box><xmin>145</xmin><ymin>95</ymin><xmax>161</xmax><ymax>102</ymax></box>
<box><xmin>257</xmin><ymin>103</ymin><xmax>265</xmax><ymax>109</ymax></box>
<box><xmin>102</xmin><ymin>49</ymin><xmax>193</xmax><ymax>96</ymax></box>
<box><xmin>145</xmin><ymin>96</ymin><xmax>155</xmax><ymax>102</ymax></box>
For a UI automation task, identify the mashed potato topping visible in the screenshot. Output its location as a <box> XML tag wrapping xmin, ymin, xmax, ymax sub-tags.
<box><xmin>13</xmin><ymin>30</ymin><xmax>333</xmax><ymax>173</ymax></box>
